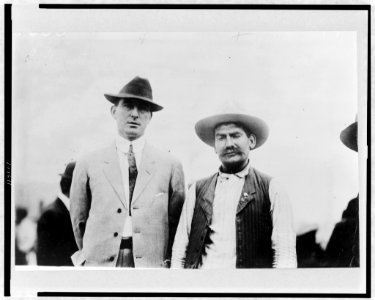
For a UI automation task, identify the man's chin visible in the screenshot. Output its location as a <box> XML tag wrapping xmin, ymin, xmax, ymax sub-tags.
<box><xmin>122</xmin><ymin>130</ymin><xmax>142</xmax><ymax>140</ymax></box>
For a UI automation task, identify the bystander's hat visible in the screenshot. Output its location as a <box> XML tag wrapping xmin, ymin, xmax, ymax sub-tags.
<box><xmin>104</xmin><ymin>76</ymin><xmax>163</xmax><ymax>112</ymax></box>
<box><xmin>340</xmin><ymin>116</ymin><xmax>358</xmax><ymax>152</ymax></box>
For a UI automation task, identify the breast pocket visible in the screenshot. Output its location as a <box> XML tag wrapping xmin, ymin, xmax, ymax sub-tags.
<box><xmin>153</xmin><ymin>192</ymin><xmax>168</xmax><ymax>204</ymax></box>
<box><xmin>150</xmin><ymin>192</ymin><xmax>168</xmax><ymax>222</ymax></box>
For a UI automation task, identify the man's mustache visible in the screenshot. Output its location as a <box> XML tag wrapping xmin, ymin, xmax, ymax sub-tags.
<box><xmin>223</xmin><ymin>147</ymin><xmax>241</xmax><ymax>155</ymax></box>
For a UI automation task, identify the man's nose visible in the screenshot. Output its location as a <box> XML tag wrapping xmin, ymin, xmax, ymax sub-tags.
<box><xmin>130</xmin><ymin>107</ymin><xmax>139</xmax><ymax>118</ymax></box>
<box><xmin>225</xmin><ymin>136</ymin><xmax>234</xmax><ymax>147</ymax></box>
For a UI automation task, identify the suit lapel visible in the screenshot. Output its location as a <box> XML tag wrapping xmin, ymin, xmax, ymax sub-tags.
<box><xmin>237</xmin><ymin>167</ymin><xmax>256</xmax><ymax>214</ymax></box>
<box><xmin>131</xmin><ymin>143</ymin><xmax>156</xmax><ymax>205</ymax></box>
<box><xmin>102</xmin><ymin>143</ymin><xmax>127</xmax><ymax>209</ymax></box>
<box><xmin>198</xmin><ymin>174</ymin><xmax>218</xmax><ymax>225</ymax></box>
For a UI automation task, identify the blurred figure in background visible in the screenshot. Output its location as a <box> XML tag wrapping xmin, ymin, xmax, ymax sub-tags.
<box><xmin>37</xmin><ymin>162</ymin><xmax>78</xmax><ymax>266</ymax></box>
<box><xmin>296</xmin><ymin>227</ymin><xmax>326</xmax><ymax>268</ymax></box>
<box><xmin>15</xmin><ymin>207</ymin><xmax>37</xmax><ymax>265</ymax></box>
<box><xmin>325</xmin><ymin>118</ymin><xmax>359</xmax><ymax>267</ymax></box>
<box><xmin>15</xmin><ymin>207</ymin><xmax>28</xmax><ymax>265</ymax></box>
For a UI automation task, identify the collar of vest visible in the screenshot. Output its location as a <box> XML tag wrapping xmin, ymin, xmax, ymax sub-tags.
<box><xmin>197</xmin><ymin>167</ymin><xmax>258</xmax><ymax>223</ymax></box>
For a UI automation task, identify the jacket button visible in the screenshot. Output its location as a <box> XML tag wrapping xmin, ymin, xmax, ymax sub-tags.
<box><xmin>114</xmin><ymin>232</ymin><xmax>118</xmax><ymax>237</ymax></box>
<box><xmin>117</xmin><ymin>208</ymin><xmax>122</xmax><ymax>213</ymax></box>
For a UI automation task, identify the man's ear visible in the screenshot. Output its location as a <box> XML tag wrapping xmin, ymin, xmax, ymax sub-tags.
<box><xmin>110</xmin><ymin>105</ymin><xmax>116</xmax><ymax>118</ymax></box>
<box><xmin>249</xmin><ymin>134</ymin><xmax>257</xmax><ymax>150</ymax></box>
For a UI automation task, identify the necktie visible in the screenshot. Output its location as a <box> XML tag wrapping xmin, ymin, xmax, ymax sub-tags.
<box><xmin>128</xmin><ymin>144</ymin><xmax>138</xmax><ymax>215</ymax></box>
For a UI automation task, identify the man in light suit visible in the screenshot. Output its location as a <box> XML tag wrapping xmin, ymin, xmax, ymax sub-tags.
<box><xmin>70</xmin><ymin>76</ymin><xmax>185</xmax><ymax>267</ymax></box>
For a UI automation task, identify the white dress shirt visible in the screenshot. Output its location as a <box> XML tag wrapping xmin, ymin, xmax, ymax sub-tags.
<box><xmin>115</xmin><ymin>134</ymin><xmax>145</xmax><ymax>237</ymax></box>
<box><xmin>58</xmin><ymin>192</ymin><xmax>70</xmax><ymax>211</ymax></box>
<box><xmin>171</xmin><ymin>162</ymin><xmax>297</xmax><ymax>269</ymax></box>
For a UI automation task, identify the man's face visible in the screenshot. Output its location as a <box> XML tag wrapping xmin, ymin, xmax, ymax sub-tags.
<box><xmin>214</xmin><ymin>123</ymin><xmax>256</xmax><ymax>172</ymax></box>
<box><xmin>111</xmin><ymin>99</ymin><xmax>152</xmax><ymax>141</ymax></box>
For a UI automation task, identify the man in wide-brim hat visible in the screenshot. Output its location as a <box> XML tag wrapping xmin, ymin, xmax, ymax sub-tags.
<box><xmin>70</xmin><ymin>76</ymin><xmax>185</xmax><ymax>268</ymax></box>
<box><xmin>172</xmin><ymin>112</ymin><xmax>297</xmax><ymax>269</ymax></box>
<box><xmin>325</xmin><ymin>118</ymin><xmax>359</xmax><ymax>267</ymax></box>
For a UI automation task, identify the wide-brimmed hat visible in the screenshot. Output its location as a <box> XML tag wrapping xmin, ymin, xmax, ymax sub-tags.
<box><xmin>340</xmin><ymin>117</ymin><xmax>358</xmax><ymax>152</ymax></box>
<box><xmin>195</xmin><ymin>113</ymin><xmax>269</xmax><ymax>149</ymax></box>
<box><xmin>104</xmin><ymin>76</ymin><xmax>163</xmax><ymax>112</ymax></box>
<box><xmin>59</xmin><ymin>162</ymin><xmax>76</xmax><ymax>180</ymax></box>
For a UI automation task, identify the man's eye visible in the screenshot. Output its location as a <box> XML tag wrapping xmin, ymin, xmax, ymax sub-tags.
<box><xmin>216</xmin><ymin>136</ymin><xmax>225</xmax><ymax>141</ymax></box>
<box><xmin>138</xmin><ymin>106</ymin><xmax>149</xmax><ymax>112</ymax></box>
<box><xmin>122</xmin><ymin>103</ymin><xmax>132</xmax><ymax>109</ymax></box>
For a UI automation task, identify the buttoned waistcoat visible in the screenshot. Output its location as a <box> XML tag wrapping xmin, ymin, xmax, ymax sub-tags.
<box><xmin>70</xmin><ymin>142</ymin><xmax>185</xmax><ymax>267</ymax></box>
<box><xmin>184</xmin><ymin>167</ymin><xmax>273</xmax><ymax>268</ymax></box>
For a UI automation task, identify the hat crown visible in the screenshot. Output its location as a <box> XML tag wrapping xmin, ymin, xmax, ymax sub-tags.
<box><xmin>119</xmin><ymin>76</ymin><xmax>153</xmax><ymax>100</ymax></box>
<box><xmin>104</xmin><ymin>76</ymin><xmax>163</xmax><ymax>111</ymax></box>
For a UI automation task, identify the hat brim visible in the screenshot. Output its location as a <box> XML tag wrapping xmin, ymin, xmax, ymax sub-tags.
<box><xmin>195</xmin><ymin>113</ymin><xmax>269</xmax><ymax>149</ymax></box>
<box><xmin>104</xmin><ymin>93</ymin><xmax>163</xmax><ymax>112</ymax></box>
<box><xmin>340</xmin><ymin>122</ymin><xmax>358</xmax><ymax>152</ymax></box>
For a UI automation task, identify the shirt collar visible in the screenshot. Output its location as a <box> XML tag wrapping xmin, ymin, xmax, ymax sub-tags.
<box><xmin>115</xmin><ymin>134</ymin><xmax>146</xmax><ymax>154</ymax></box>
<box><xmin>58</xmin><ymin>192</ymin><xmax>70</xmax><ymax>211</ymax></box>
<box><xmin>219</xmin><ymin>159</ymin><xmax>251</xmax><ymax>179</ymax></box>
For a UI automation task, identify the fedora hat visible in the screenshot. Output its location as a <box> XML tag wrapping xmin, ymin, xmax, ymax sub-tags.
<box><xmin>195</xmin><ymin>113</ymin><xmax>269</xmax><ymax>149</ymax></box>
<box><xmin>59</xmin><ymin>162</ymin><xmax>76</xmax><ymax>180</ymax></box>
<box><xmin>104</xmin><ymin>76</ymin><xmax>163</xmax><ymax>112</ymax></box>
<box><xmin>340</xmin><ymin>117</ymin><xmax>358</xmax><ymax>152</ymax></box>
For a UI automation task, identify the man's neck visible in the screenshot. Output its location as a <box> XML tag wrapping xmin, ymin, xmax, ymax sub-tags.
<box><xmin>220</xmin><ymin>159</ymin><xmax>250</xmax><ymax>174</ymax></box>
<box><xmin>116</xmin><ymin>134</ymin><xmax>146</xmax><ymax>153</ymax></box>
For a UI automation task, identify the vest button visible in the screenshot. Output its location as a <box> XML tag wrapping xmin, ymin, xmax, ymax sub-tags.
<box><xmin>114</xmin><ymin>232</ymin><xmax>118</xmax><ymax>237</ymax></box>
<box><xmin>117</xmin><ymin>208</ymin><xmax>122</xmax><ymax>213</ymax></box>
<box><xmin>109</xmin><ymin>256</ymin><xmax>115</xmax><ymax>262</ymax></box>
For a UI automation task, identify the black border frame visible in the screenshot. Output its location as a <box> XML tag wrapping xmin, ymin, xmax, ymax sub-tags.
<box><xmin>4</xmin><ymin>3</ymin><xmax>12</xmax><ymax>298</ymax></box>
<box><xmin>4</xmin><ymin>3</ymin><xmax>371</xmax><ymax>298</ymax></box>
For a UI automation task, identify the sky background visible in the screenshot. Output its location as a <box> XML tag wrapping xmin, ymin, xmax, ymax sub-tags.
<box><xmin>13</xmin><ymin>30</ymin><xmax>359</xmax><ymax>239</ymax></box>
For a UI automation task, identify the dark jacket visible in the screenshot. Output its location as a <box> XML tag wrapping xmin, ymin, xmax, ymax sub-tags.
<box><xmin>37</xmin><ymin>198</ymin><xmax>78</xmax><ymax>266</ymax></box>
<box><xmin>325</xmin><ymin>196</ymin><xmax>359</xmax><ymax>267</ymax></box>
<box><xmin>184</xmin><ymin>167</ymin><xmax>273</xmax><ymax>268</ymax></box>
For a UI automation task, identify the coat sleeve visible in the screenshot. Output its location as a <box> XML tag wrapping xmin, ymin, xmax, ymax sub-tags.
<box><xmin>165</xmin><ymin>159</ymin><xmax>186</xmax><ymax>266</ymax></box>
<box><xmin>269</xmin><ymin>179</ymin><xmax>297</xmax><ymax>268</ymax></box>
<box><xmin>70</xmin><ymin>158</ymin><xmax>91</xmax><ymax>250</ymax></box>
<box><xmin>171</xmin><ymin>182</ymin><xmax>196</xmax><ymax>268</ymax></box>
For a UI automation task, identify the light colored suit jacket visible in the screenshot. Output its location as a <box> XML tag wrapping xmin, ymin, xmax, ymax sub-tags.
<box><xmin>70</xmin><ymin>142</ymin><xmax>185</xmax><ymax>267</ymax></box>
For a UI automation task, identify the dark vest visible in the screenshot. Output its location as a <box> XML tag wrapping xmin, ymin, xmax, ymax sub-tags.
<box><xmin>184</xmin><ymin>167</ymin><xmax>273</xmax><ymax>268</ymax></box>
